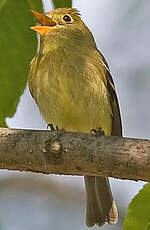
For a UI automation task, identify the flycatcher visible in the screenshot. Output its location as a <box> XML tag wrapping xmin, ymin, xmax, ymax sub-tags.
<box><xmin>29</xmin><ymin>8</ymin><xmax>122</xmax><ymax>227</ymax></box>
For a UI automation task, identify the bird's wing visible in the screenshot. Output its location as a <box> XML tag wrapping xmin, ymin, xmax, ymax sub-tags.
<box><xmin>106</xmin><ymin>70</ymin><xmax>122</xmax><ymax>136</ymax></box>
<box><xmin>99</xmin><ymin>53</ymin><xmax>122</xmax><ymax>137</ymax></box>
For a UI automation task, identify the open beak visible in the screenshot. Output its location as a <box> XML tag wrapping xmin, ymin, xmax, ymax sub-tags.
<box><xmin>31</xmin><ymin>10</ymin><xmax>56</xmax><ymax>35</ymax></box>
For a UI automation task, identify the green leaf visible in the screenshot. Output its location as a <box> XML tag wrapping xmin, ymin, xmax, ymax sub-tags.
<box><xmin>52</xmin><ymin>0</ymin><xmax>72</xmax><ymax>8</ymax></box>
<box><xmin>123</xmin><ymin>183</ymin><xmax>150</xmax><ymax>230</ymax></box>
<box><xmin>26</xmin><ymin>0</ymin><xmax>43</xmax><ymax>11</ymax></box>
<box><xmin>0</xmin><ymin>0</ymin><xmax>43</xmax><ymax>126</ymax></box>
<box><xmin>144</xmin><ymin>222</ymin><xmax>150</xmax><ymax>230</ymax></box>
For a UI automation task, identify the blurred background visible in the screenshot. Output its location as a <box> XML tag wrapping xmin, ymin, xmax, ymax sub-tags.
<box><xmin>0</xmin><ymin>0</ymin><xmax>149</xmax><ymax>229</ymax></box>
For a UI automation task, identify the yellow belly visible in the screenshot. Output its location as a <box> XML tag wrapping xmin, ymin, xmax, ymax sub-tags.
<box><xmin>29</xmin><ymin>55</ymin><xmax>112</xmax><ymax>135</ymax></box>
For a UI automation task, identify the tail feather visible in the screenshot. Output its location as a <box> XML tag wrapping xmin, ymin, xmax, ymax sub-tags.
<box><xmin>84</xmin><ymin>176</ymin><xmax>118</xmax><ymax>227</ymax></box>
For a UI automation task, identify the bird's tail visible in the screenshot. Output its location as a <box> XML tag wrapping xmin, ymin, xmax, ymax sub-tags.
<box><xmin>84</xmin><ymin>176</ymin><xmax>118</xmax><ymax>227</ymax></box>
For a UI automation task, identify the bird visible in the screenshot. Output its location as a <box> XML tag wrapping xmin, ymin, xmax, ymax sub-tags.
<box><xmin>28</xmin><ymin>7</ymin><xmax>122</xmax><ymax>227</ymax></box>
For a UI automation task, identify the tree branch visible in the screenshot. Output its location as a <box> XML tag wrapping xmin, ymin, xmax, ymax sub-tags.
<box><xmin>0</xmin><ymin>127</ymin><xmax>149</xmax><ymax>181</ymax></box>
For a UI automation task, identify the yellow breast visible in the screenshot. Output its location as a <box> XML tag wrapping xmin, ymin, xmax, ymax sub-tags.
<box><xmin>29</xmin><ymin>51</ymin><xmax>112</xmax><ymax>135</ymax></box>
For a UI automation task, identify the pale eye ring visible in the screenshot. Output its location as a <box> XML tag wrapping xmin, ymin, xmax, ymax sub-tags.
<box><xmin>62</xmin><ymin>14</ymin><xmax>73</xmax><ymax>23</ymax></box>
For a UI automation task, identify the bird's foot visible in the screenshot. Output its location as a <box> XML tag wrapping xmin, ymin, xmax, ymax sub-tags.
<box><xmin>90</xmin><ymin>128</ymin><xmax>105</xmax><ymax>136</ymax></box>
<box><xmin>47</xmin><ymin>123</ymin><xmax>59</xmax><ymax>131</ymax></box>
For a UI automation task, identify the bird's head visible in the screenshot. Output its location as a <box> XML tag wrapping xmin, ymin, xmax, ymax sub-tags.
<box><xmin>31</xmin><ymin>8</ymin><xmax>96</xmax><ymax>54</ymax></box>
<box><xmin>31</xmin><ymin>8</ymin><xmax>87</xmax><ymax>36</ymax></box>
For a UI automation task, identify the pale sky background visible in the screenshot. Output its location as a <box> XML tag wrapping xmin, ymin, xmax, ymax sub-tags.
<box><xmin>1</xmin><ymin>0</ymin><xmax>150</xmax><ymax>230</ymax></box>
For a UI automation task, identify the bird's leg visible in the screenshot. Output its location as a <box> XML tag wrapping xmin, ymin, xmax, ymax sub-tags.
<box><xmin>47</xmin><ymin>123</ymin><xmax>59</xmax><ymax>131</ymax></box>
<box><xmin>90</xmin><ymin>128</ymin><xmax>105</xmax><ymax>136</ymax></box>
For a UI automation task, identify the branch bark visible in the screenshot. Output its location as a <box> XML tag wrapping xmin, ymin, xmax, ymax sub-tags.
<box><xmin>0</xmin><ymin>127</ymin><xmax>149</xmax><ymax>182</ymax></box>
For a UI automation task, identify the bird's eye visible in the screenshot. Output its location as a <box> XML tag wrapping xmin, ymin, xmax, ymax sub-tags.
<box><xmin>62</xmin><ymin>14</ymin><xmax>72</xmax><ymax>23</ymax></box>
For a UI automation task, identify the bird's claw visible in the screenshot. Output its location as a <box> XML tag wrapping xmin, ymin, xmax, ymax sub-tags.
<box><xmin>90</xmin><ymin>128</ymin><xmax>105</xmax><ymax>136</ymax></box>
<box><xmin>47</xmin><ymin>123</ymin><xmax>59</xmax><ymax>131</ymax></box>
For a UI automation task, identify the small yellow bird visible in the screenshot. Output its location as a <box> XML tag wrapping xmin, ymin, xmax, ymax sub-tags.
<box><xmin>28</xmin><ymin>8</ymin><xmax>122</xmax><ymax>227</ymax></box>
